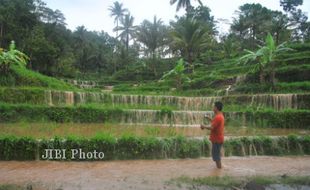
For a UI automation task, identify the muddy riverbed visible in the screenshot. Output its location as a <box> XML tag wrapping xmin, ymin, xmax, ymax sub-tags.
<box><xmin>1</xmin><ymin>156</ymin><xmax>310</xmax><ymax>190</ymax></box>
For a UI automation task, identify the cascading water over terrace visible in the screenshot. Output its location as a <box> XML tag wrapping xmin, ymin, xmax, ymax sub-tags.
<box><xmin>44</xmin><ymin>90</ymin><xmax>307</xmax><ymax>110</ymax></box>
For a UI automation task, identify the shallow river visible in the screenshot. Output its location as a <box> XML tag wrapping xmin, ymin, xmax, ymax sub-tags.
<box><xmin>0</xmin><ymin>156</ymin><xmax>309</xmax><ymax>190</ymax></box>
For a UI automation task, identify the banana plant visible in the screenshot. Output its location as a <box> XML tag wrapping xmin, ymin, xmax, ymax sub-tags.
<box><xmin>161</xmin><ymin>58</ymin><xmax>190</xmax><ymax>90</ymax></box>
<box><xmin>238</xmin><ymin>33</ymin><xmax>293</xmax><ymax>85</ymax></box>
<box><xmin>0</xmin><ymin>41</ymin><xmax>29</xmax><ymax>73</ymax></box>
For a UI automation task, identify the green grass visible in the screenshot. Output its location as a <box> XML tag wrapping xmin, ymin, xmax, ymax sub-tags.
<box><xmin>0</xmin><ymin>185</ymin><xmax>23</xmax><ymax>190</ymax></box>
<box><xmin>169</xmin><ymin>175</ymin><xmax>310</xmax><ymax>188</ymax></box>
<box><xmin>233</xmin><ymin>81</ymin><xmax>310</xmax><ymax>93</ymax></box>
<box><xmin>0</xmin><ymin>65</ymin><xmax>76</xmax><ymax>90</ymax></box>
<box><xmin>1</xmin><ymin>122</ymin><xmax>309</xmax><ymax>139</ymax></box>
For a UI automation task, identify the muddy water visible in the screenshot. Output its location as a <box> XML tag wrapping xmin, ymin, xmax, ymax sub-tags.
<box><xmin>0</xmin><ymin>123</ymin><xmax>309</xmax><ymax>138</ymax></box>
<box><xmin>0</xmin><ymin>156</ymin><xmax>310</xmax><ymax>190</ymax></box>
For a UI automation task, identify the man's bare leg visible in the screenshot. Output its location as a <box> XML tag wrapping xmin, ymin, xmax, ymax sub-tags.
<box><xmin>216</xmin><ymin>160</ymin><xmax>222</xmax><ymax>169</ymax></box>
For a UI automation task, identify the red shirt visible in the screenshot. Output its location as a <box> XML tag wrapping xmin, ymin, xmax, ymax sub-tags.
<box><xmin>209</xmin><ymin>113</ymin><xmax>225</xmax><ymax>144</ymax></box>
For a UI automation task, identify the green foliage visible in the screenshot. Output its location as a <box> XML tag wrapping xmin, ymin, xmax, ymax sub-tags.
<box><xmin>0</xmin><ymin>104</ymin><xmax>116</xmax><ymax>123</ymax></box>
<box><xmin>280</xmin><ymin>0</ymin><xmax>303</xmax><ymax>12</ymax></box>
<box><xmin>239</xmin><ymin>109</ymin><xmax>310</xmax><ymax>129</ymax></box>
<box><xmin>172</xmin><ymin>175</ymin><xmax>310</xmax><ymax>188</ymax></box>
<box><xmin>1</xmin><ymin>135</ymin><xmax>309</xmax><ymax>160</ymax></box>
<box><xmin>161</xmin><ymin>59</ymin><xmax>190</xmax><ymax>89</ymax></box>
<box><xmin>0</xmin><ymin>63</ymin><xmax>76</xmax><ymax>90</ymax></box>
<box><xmin>0</xmin><ymin>135</ymin><xmax>36</xmax><ymax>160</ymax></box>
<box><xmin>0</xmin><ymin>41</ymin><xmax>29</xmax><ymax>73</ymax></box>
<box><xmin>238</xmin><ymin>33</ymin><xmax>293</xmax><ymax>84</ymax></box>
<box><xmin>235</xmin><ymin>81</ymin><xmax>310</xmax><ymax>93</ymax></box>
<box><xmin>170</xmin><ymin>17</ymin><xmax>212</xmax><ymax>72</ymax></box>
<box><xmin>0</xmin><ymin>87</ymin><xmax>46</xmax><ymax>104</ymax></box>
<box><xmin>0</xmin><ymin>184</ymin><xmax>24</xmax><ymax>190</ymax></box>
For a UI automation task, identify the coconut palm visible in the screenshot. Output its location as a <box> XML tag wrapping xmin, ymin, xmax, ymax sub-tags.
<box><xmin>136</xmin><ymin>16</ymin><xmax>167</xmax><ymax>58</ymax></box>
<box><xmin>108</xmin><ymin>1</ymin><xmax>128</xmax><ymax>38</ymax></box>
<box><xmin>238</xmin><ymin>33</ymin><xmax>293</xmax><ymax>85</ymax></box>
<box><xmin>136</xmin><ymin>16</ymin><xmax>168</xmax><ymax>76</ymax></box>
<box><xmin>170</xmin><ymin>0</ymin><xmax>203</xmax><ymax>12</ymax></box>
<box><xmin>114</xmin><ymin>14</ymin><xmax>136</xmax><ymax>52</ymax></box>
<box><xmin>170</xmin><ymin>18</ymin><xmax>210</xmax><ymax>73</ymax></box>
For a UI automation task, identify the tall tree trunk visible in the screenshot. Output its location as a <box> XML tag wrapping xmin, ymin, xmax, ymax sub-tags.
<box><xmin>113</xmin><ymin>51</ymin><xmax>116</xmax><ymax>73</ymax></box>
<box><xmin>275</xmin><ymin>31</ymin><xmax>280</xmax><ymax>45</ymax></box>
<box><xmin>176</xmin><ymin>75</ymin><xmax>182</xmax><ymax>90</ymax></box>
<box><xmin>0</xmin><ymin>23</ymin><xmax>3</xmax><ymax>47</ymax></box>
<box><xmin>152</xmin><ymin>51</ymin><xmax>157</xmax><ymax>77</ymax></box>
<box><xmin>126</xmin><ymin>32</ymin><xmax>129</xmax><ymax>53</ymax></box>
<box><xmin>116</xmin><ymin>20</ymin><xmax>119</xmax><ymax>39</ymax></box>
<box><xmin>188</xmin><ymin>51</ymin><xmax>194</xmax><ymax>73</ymax></box>
<box><xmin>252</xmin><ymin>27</ymin><xmax>256</xmax><ymax>50</ymax></box>
<box><xmin>270</xmin><ymin>61</ymin><xmax>276</xmax><ymax>89</ymax></box>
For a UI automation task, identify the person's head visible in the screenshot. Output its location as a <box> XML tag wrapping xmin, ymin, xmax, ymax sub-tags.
<box><xmin>213</xmin><ymin>101</ymin><xmax>223</xmax><ymax>113</ymax></box>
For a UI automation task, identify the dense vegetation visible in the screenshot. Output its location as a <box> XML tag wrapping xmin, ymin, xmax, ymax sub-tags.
<box><xmin>0</xmin><ymin>0</ymin><xmax>310</xmax><ymax>162</ymax></box>
<box><xmin>0</xmin><ymin>0</ymin><xmax>309</xmax><ymax>93</ymax></box>
<box><xmin>0</xmin><ymin>135</ymin><xmax>309</xmax><ymax>160</ymax></box>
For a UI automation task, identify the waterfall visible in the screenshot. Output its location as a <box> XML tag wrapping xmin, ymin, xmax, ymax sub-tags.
<box><xmin>250</xmin><ymin>94</ymin><xmax>298</xmax><ymax>110</ymax></box>
<box><xmin>272</xmin><ymin>94</ymin><xmax>298</xmax><ymax>110</ymax></box>
<box><xmin>45</xmin><ymin>90</ymin><xmax>53</xmax><ymax>106</ymax></box>
<box><xmin>62</xmin><ymin>79</ymin><xmax>102</xmax><ymax>89</ymax></box>
<box><xmin>64</xmin><ymin>91</ymin><xmax>74</xmax><ymax>105</ymax></box>
<box><xmin>43</xmin><ymin>90</ymin><xmax>305</xmax><ymax>110</ymax></box>
<box><xmin>119</xmin><ymin>110</ymin><xmax>213</xmax><ymax>126</ymax></box>
<box><xmin>44</xmin><ymin>90</ymin><xmax>111</xmax><ymax>106</ymax></box>
<box><xmin>110</xmin><ymin>94</ymin><xmax>221</xmax><ymax>110</ymax></box>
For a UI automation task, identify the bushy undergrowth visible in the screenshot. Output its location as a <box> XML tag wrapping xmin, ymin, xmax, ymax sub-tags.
<box><xmin>0</xmin><ymin>135</ymin><xmax>309</xmax><ymax>160</ymax></box>
<box><xmin>0</xmin><ymin>104</ymin><xmax>122</xmax><ymax>123</ymax></box>
<box><xmin>0</xmin><ymin>103</ymin><xmax>310</xmax><ymax>128</ymax></box>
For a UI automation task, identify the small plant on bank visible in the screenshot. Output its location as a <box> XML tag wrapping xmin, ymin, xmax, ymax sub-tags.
<box><xmin>160</xmin><ymin>58</ymin><xmax>190</xmax><ymax>90</ymax></box>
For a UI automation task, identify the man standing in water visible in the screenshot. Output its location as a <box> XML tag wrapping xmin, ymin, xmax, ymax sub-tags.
<box><xmin>200</xmin><ymin>101</ymin><xmax>224</xmax><ymax>169</ymax></box>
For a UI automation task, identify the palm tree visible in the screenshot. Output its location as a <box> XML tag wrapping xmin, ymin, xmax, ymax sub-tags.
<box><xmin>114</xmin><ymin>14</ymin><xmax>136</xmax><ymax>52</ymax></box>
<box><xmin>136</xmin><ymin>16</ymin><xmax>167</xmax><ymax>58</ymax></box>
<box><xmin>238</xmin><ymin>33</ymin><xmax>293</xmax><ymax>85</ymax></box>
<box><xmin>170</xmin><ymin>18</ymin><xmax>210</xmax><ymax>73</ymax></box>
<box><xmin>170</xmin><ymin>0</ymin><xmax>203</xmax><ymax>12</ymax></box>
<box><xmin>136</xmin><ymin>16</ymin><xmax>167</xmax><ymax>76</ymax></box>
<box><xmin>108</xmin><ymin>1</ymin><xmax>128</xmax><ymax>38</ymax></box>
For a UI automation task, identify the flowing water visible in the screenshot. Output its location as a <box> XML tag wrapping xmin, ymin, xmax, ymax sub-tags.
<box><xmin>41</xmin><ymin>90</ymin><xmax>309</xmax><ymax>127</ymax></box>
<box><xmin>44</xmin><ymin>90</ymin><xmax>308</xmax><ymax>110</ymax></box>
<box><xmin>62</xmin><ymin>79</ymin><xmax>104</xmax><ymax>89</ymax></box>
<box><xmin>0</xmin><ymin>156</ymin><xmax>309</xmax><ymax>190</ymax></box>
<box><xmin>119</xmin><ymin>110</ymin><xmax>214</xmax><ymax>125</ymax></box>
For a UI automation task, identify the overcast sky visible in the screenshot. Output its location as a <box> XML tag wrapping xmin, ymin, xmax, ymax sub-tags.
<box><xmin>44</xmin><ymin>0</ymin><xmax>310</xmax><ymax>36</ymax></box>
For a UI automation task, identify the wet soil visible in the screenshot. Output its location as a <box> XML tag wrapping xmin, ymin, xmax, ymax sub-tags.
<box><xmin>0</xmin><ymin>156</ymin><xmax>310</xmax><ymax>190</ymax></box>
